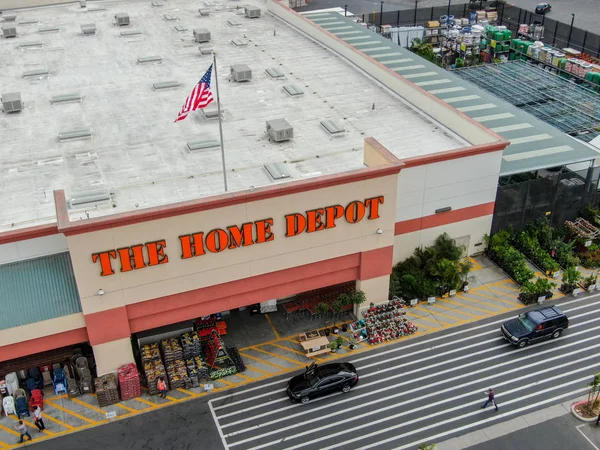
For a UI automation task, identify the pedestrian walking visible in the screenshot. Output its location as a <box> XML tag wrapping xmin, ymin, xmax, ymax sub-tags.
<box><xmin>157</xmin><ymin>377</ymin><xmax>167</xmax><ymax>398</ymax></box>
<box><xmin>481</xmin><ymin>388</ymin><xmax>499</xmax><ymax>411</ymax></box>
<box><xmin>14</xmin><ymin>420</ymin><xmax>32</xmax><ymax>443</ymax></box>
<box><xmin>33</xmin><ymin>406</ymin><xmax>46</xmax><ymax>432</ymax></box>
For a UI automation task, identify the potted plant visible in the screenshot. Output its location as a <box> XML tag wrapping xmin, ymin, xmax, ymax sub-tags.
<box><xmin>329</xmin><ymin>341</ymin><xmax>339</xmax><ymax>353</ymax></box>
<box><xmin>518</xmin><ymin>277</ymin><xmax>556</xmax><ymax>305</ymax></box>
<box><xmin>316</xmin><ymin>302</ymin><xmax>330</xmax><ymax>330</ymax></box>
<box><xmin>348</xmin><ymin>337</ymin><xmax>358</xmax><ymax>350</ymax></box>
<box><xmin>561</xmin><ymin>267</ymin><xmax>582</xmax><ymax>295</ymax></box>
<box><xmin>332</xmin><ymin>324</ymin><xmax>339</xmax><ymax>334</ymax></box>
<box><xmin>341</xmin><ymin>323</ymin><xmax>348</xmax><ymax>332</ymax></box>
<box><xmin>581</xmin><ymin>272</ymin><xmax>598</xmax><ymax>292</ymax></box>
<box><xmin>336</xmin><ymin>336</ymin><xmax>344</xmax><ymax>349</ymax></box>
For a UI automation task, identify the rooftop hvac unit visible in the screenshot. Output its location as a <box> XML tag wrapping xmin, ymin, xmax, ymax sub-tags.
<box><xmin>266</xmin><ymin>119</ymin><xmax>293</xmax><ymax>142</ymax></box>
<box><xmin>59</xmin><ymin>128</ymin><xmax>92</xmax><ymax>141</ymax></box>
<box><xmin>19</xmin><ymin>41</ymin><xmax>43</xmax><ymax>48</ymax></box>
<box><xmin>186</xmin><ymin>140</ymin><xmax>220</xmax><ymax>151</ymax></box>
<box><xmin>151</xmin><ymin>1</ymin><xmax>163</xmax><ymax>6</ymax></box>
<box><xmin>193</xmin><ymin>28</ymin><xmax>210</xmax><ymax>43</ymax></box>
<box><xmin>163</xmin><ymin>14</ymin><xmax>177</xmax><ymax>21</ymax></box>
<box><xmin>81</xmin><ymin>23</ymin><xmax>96</xmax><ymax>35</ymax></box>
<box><xmin>137</xmin><ymin>55</ymin><xmax>162</xmax><ymax>64</ymax></box>
<box><xmin>174</xmin><ymin>24</ymin><xmax>187</xmax><ymax>32</ymax></box>
<box><xmin>264</xmin><ymin>162</ymin><xmax>290</xmax><ymax>180</ymax></box>
<box><xmin>202</xmin><ymin>102</ymin><xmax>223</xmax><ymax>119</ymax></box>
<box><xmin>51</xmin><ymin>93</ymin><xmax>82</xmax><ymax>104</ymax></box>
<box><xmin>120</xmin><ymin>30</ymin><xmax>141</xmax><ymax>36</ymax></box>
<box><xmin>199</xmin><ymin>9</ymin><xmax>210</xmax><ymax>16</ymax></box>
<box><xmin>199</xmin><ymin>45</ymin><xmax>213</xmax><ymax>55</ymax></box>
<box><xmin>39</xmin><ymin>26</ymin><xmax>60</xmax><ymax>33</ymax></box>
<box><xmin>152</xmin><ymin>81</ymin><xmax>181</xmax><ymax>90</ymax></box>
<box><xmin>320</xmin><ymin>119</ymin><xmax>345</xmax><ymax>135</ymax></box>
<box><xmin>266</xmin><ymin>67</ymin><xmax>285</xmax><ymax>79</ymax></box>
<box><xmin>244</xmin><ymin>7</ymin><xmax>261</xmax><ymax>19</ymax></box>
<box><xmin>115</xmin><ymin>13</ymin><xmax>130</xmax><ymax>26</ymax></box>
<box><xmin>2</xmin><ymin>24</ymin><xmax>16</xmax><ymax>38</ymax></box>
<box><xmin>283</xmin><ymin>84</ymin><xmax>304</xmax><ymax>96</ymax></box>
<box><xmin>3</xmin><ymin>12</ymin><xmax>16</xmax><ymax>21</ymax></box>
<box><xmin>69</xmin><ymin>189</ymin><xmax>110</xmax><ymax>207</ymax></box>
<box><xmin>79</xmin><ymin>0</ymin><xmax>87</xmax><ymax>7</ymax></box>
<box><xmin>230</xmin><ymin>64</ymin><xmax>252</xmax><ymax>82</ymax></box>
<box><xmin>22</xmin><ymin>68</ymin><xmax>49</xmax><ymax>78</ymax></box>
<box><xmin>2</xmin><ymin>92</ymin><xmax>22</xmax><ymax>113</ymax></box>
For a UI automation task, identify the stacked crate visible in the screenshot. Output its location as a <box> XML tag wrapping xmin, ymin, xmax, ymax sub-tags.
<box><xmin>165</xmin><ymin>359</ymin><xmax>187</xmax><ymax>389</ymax></box>
<box><xmin>180</xmin><ymin>331</ymin><xmax>202</xmax><ymax>359</ymax></box>
<box><xmin>95</xmin><ymin>373</ymin><xmax>120</xmax><ymax>407</ymax></box>
<box><xmin>160</xmin><ymin>338</ymin><xmax>183</xmax><ymax>365</ymax></box>
<box><xmin>141</xmin><ymin>343</ymin><xmax>167</xmax><ymax>394</ymax></box>
<box><xmin>118</xmin><ymin>363</ymin><xmax>141</xmax><ymax>400</ymax></box>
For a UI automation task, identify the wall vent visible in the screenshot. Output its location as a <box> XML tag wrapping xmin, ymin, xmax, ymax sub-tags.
<box><xmin>230</xmin><ymin>64</ymin><xmax>252</xmax><ymax>82</ymax></box>
<box><xmin>202</xmin><ymin>102</ymin><xmax>223</xmax><ymax>119</ymax></box>
<box><xmin>151</xmin><ymin>1</ymin><xmax>163</xmax><ymax>6</ymax></box>
<box><xmin>120</xmin><ymin>30</ymin><xmax>141</xmax><ymax>36</ymax></box>
<box><xmin>51</xmin><ymin>93</ymin><xmax>82</xmax><ymax>104</ymax></box>
<box><xmin>137</xmin><ymin>55</ymin><xmax>162</xmax><ymax>64</ymax></box>
<box><xmin>2</xmin><ymin>92</ymin><xmax>22</xmax><ymax>113</ymax></box>
<box><xmin>174</xmin><ymin>24</ymin><xmax>188</xmax><ymax>32</ymax></box>
<box><xmin>199</xmin><ymin>45</ymin><xmax>213</xmax><ymax>55</ymax></box>
<box><xmin>187</xmin><ymin>140</ymin><xmax>220</xmax><ymax>151</ymax></box>
<box><xmin>22</xmin><ymin>68</ymin><xmax>49</xmax><ymax>78</ymax></box>
<box><xmin>81</xmin><ymin>23</ymin><xmax>96</xmax><ymax>35</ymax></box>
<box><xmin>19</xmin><ymin>41</ymin><xmax>43</xmax><ymax>49</ymax></box>
<box><xmin>115</xmin><ymin>13</ymin><xmax>130</xmax><ymax>26</ymax></box>
<box><xmin>231</xmin><ymin>38</ymin><xmax>248</xmax><ymax>47</ymax></box>
<box><xmin>199</xmin><ymin>9</ymin><xmax>210</xmax><ymax>16</ymax></box>
<box><xmin>164</xmin><ymin>14</ymin><xmax>177</xmax><ymax>21</ymax></box>
<box><xmin>320</xmin><ymin>119</ymin><xmax>345</xmax><ymax>135</ymax></box>
<box><xmin>39</xmin><ymin>26</ymin><xmax>60</xmax><ymax>33</ymax></box>
<box><xmin>152</xmin><ymin>81</ymin><xmax>181</xmax><ymax>90</ymax></box>
<box><xmin>283</xmin><ymin>84</ymin><xmax>304</xmax><ymax>96</ymax></box>
<box><xmin>2</xmin><ymin>24</ymin><xmax>16</xmax><ymax>38</ymax></box>
<box><xmin>193</xmin><ymin>28</ymin><xmax>210</xmax><ymax>43</ymax></box>
<box><xmin>266</xmin><ymin>119</ymin><xmax>293</xmax><ymax>142</ymax></box>
<box><xmin>227</xmin><ymin>19</ymin><xmax>242</xmax><ymax>26</ymax></box>
<box><xmin>264</xmin><ymin>163</ymin><xmax>290</xmax><ymax>180</ymax></box>
<box><xmin>2</xmin><ymin>12</ymin><xmax>16</xmax><ymax>22</ymax></box>
<box><xmin>59</xmin><ymin>128</ymin><xmax>92</xmax><ymax>141</ymax></box>
<box><xmin>69</xmin><ymin>188</ymin><xmax>110</xmax><ymax>207</ymax></box>
<box><xmin>266</xmin><ymin>67</ymin><xmax>285</xmax><ymax>79</ymax></box>
<box><xmin>244</xmin><ymin>7</ymin><xmax>261</xmax><ymax>18</ymax></box>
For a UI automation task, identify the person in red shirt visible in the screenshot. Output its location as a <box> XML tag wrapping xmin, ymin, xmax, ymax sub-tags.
<box><xmin>481</xmin><ymin>388</ymin><xmax>499</xmax><ymax>411</ymax></box>
<box><xmin>157</xmin><ymin>377</ymin><xmax>167</xmax><ymax>398</ymax></box>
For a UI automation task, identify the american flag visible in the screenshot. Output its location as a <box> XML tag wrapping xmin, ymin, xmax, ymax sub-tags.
<box><xmin>174</xmin><ymin>64</ymin><xmax>214</xmax><ymax>122</ymax></box>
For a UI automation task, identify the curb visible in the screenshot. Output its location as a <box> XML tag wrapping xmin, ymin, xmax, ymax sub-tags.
<box><xmin>571</xmin><ymin>400</ymin><xmax>599</xmax><ymax>423</ymax></box>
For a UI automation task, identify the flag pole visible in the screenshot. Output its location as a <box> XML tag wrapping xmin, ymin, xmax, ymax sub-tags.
<box><xmin>212</xmin><ymin>52</ymin><xmax>228</xmax><ymax>192</ymax></box>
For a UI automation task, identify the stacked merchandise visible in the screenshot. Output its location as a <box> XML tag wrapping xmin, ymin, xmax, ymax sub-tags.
<box><xmin>95</xmin><ymin>373</ymin><xmax>120</xmax><ymax>407</ymax></box>
<box><xmin>117</xmin><ymin>363</ymin><xmax>141</xmax><ymax>400</ymax></box>
<box><xmin>362</xmin><ymin>299</ymin><xmax>418</xmax><ymax>345</ymax></box>
<box><xmin>349</xmin><ymin>319</ymin><xmax>368</xmax><ymax>342</ymax></box>
<box><xmin>165</xmin><ymin>359</ymin><xmax>188</xmax><ymax>389</ymax></box>
<box><xmin>141</xmin><ymin>343</ymin><xmax>167</xmax><ymax>395</ymax></box>
<box><xmin>185</xmin><ymin>355</ymin><xmax>209</xmax><ymax>385</ymax></box>
<box><xmin>180</xmin><ymin>331</ymin><xmax>202</xmax><ymax>359</ymax></box>
<box><xmin>195</xmin><ymin>316</ymin><xmax>217</xmax><ymax>341</ymax></box>
<box><xmin>160</xmin><ymin>337</ymin><xmax>183</xmax><ymax>365</ymax></box>
<box><xmin>227</xmin><ymin>347</ymin><xmax>246</xmax><ymax>373</ymax></box>
<box><xmin>66</xmin><ymin>371</ymin><xmax>81</xmax><ymax>399</ymax></box>
<box><xmin>75</xmin><ymin>357</ymin><xmax>94</xmax><ymax>395</ymax></box>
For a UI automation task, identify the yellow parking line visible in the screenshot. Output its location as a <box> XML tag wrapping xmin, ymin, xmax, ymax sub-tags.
<box><xmin>240</xmin><ymin>352</ymin><xmax>287</xmax><ymax>370</ymax></box>
<box><xmin>413</xmin><ymin>306</ymin><xmax>466</xmax><ymax>324</ymax></box>
<box><xmin>176</xmin><ymin>388</ymin><xmax>198</xmax><ymax>398</ymax></box>
<box><xmin>0</xmin><ymin>422</ymin><xmax>20</xmax><ymax>437</ymax></box>
<box><xmin>455</xmin><ymin>293</ymin><xmax>511</xmax><ymax>311</ymax></box>
<box><xmin>70</xmin><ymin>398</ymin><xmax>113</xmax><ymax>417</ymax></box>
<box><xmin>253</xmin><ymin>347</ymin><xmax>305</xmax><ymax>367</ymax></box>
<box><xmin>269</xmin><ymin>342</ymin><xmax>308</xmax><ymax>357</ymax></box>
<box><xmin>215</xmin><ymin>378</ymin><xmax>236</xmax><ymax>387</ymax></box>
<box><xmin>134</xmin><ymin>397</ymin><xmax>158</xmax><ymax>408</ymax></box>
<box><xmin>469</xmin><ymin>257</ymin><xmax>482</xmax><ymax>270</ymax></box>
<box><xmin>113</xmin><ymin>402</ymin><xmax>140</xmax><ymax>414</ymax></box>
<box><xmin>265</xmin><ymin>314</ymin><xmax>281</xmax><ymax>340</ymax></box>
<box><xmin>431</xmin><ymin>302</ymin><xmax>479</xmax><ymax>317</ymax></box>
<box><xmin>407</xmin><ymin>313</ymin><xmax>441</xmax><ymax>325</ymax></box>
<box><xmin>467</xmin><ymin>289</ymin><xmax>513</xmax><ymax>304</ymax></box>
<box><xmin>443</xmin><ymin>298</ymin><xmax>506</xmax><ymax>314</ymax></box>
<box><xmin>242</xmin><ymin>364</ymin><xmax>273</xmax><ymax>376</ymax></box>
<box><xmin>235</xmin><ymin>373</ymin><xmax>255</xmax><ymax>381</ymax></box>
<box><xmin>44</xmin><ymin>400</ymin><xmax>96</xmax><ymax>424</ymax></box>
<box><xmin>42</xmin><ymin>413</ymin><xmax>75</xmax><ymax>430</ymax></box>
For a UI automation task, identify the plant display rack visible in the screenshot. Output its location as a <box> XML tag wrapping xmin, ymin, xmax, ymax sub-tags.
<box><xmin>204</xmin><ymin>329</ymin><xmax>243</xmax><ymax>380</ymax></box>
<box><xmin>566</xmin><ymin>218</ymin><xmax>600</xmax><ymax>241</ymax></box>
<box><xmin>362</xmin><ymin>299</ymin><xmax>418</xmax><ymax>345</ymax></box>
<box><xmin>349</xmin><ymin>320</ymin><xmax>368</xmax><ymax>342</ymax></box>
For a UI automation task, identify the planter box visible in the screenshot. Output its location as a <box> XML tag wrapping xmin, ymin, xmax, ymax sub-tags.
<box><xmin>427</xmin><ymin>297</ymin><xmax>436</xmax><ymax>305</ymax></box>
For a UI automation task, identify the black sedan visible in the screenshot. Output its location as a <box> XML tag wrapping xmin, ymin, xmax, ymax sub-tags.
<box><xmin>535</xmin><ymin>3</ymin><xmax>552</xmax><ymax>14</ymax></box>
<box><xmin>286</xmin><ymin>362</ymin><xmax>358</xmax><ymax>404</ymax></box>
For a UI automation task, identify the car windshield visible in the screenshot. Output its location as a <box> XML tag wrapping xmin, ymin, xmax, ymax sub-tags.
<box><xmin>518</xmin><ymin>315</ymin><xmax>536</xmax><ymax>332</ymax></box>
<box><xmin>305</xmin><ymin>370</ymin><xmax>319</xmax><ymax>386</ymax></box>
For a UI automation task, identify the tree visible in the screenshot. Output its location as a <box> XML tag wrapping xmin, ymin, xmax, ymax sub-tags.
<box><xmin>584</xmin><ymin>372</ymin><xmax>600</xmax><ymax>415</ymax></box>
<box><xmin>315</xmin><ymin>302</ymin><xmax>330</xmax><ymax>327</ymax></box>
<box><xmin>389</xmin><ymin>271</ymin><xmax>402</xmax><ymax>299</ymax></box>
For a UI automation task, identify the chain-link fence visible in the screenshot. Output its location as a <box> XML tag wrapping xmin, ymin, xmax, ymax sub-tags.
<box><xmin>363</xmin><ymin>3</ymin><xmax>600</xmax><ymax>57</ymax></box>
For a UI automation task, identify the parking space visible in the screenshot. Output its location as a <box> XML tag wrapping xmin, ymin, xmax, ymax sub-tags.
<box><xmin>0</xmin><ymin>255</ymin><xmax>532</xmax><ymax>448</ymax></box>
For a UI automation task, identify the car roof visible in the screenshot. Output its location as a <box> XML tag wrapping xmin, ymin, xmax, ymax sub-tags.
<box><xmin>527</xmin><ymin>306</ymin><xmax>564</xmax><ymax>323</ymax></box>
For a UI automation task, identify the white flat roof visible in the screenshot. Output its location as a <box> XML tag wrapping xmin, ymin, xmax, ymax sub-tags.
<box><xmin>0</xmin><ymin>0</ymin><xmax>465</xmax><ymax>230</ymax></box>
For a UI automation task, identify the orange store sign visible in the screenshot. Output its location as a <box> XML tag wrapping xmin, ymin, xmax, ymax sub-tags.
<box><xmin>91</xmin><ymin>196</ymin><xmax>384</xmax><ymax>276</ymax></box>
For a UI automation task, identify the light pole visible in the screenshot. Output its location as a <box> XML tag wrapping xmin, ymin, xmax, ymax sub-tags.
<box><xmin>413</xmin><ymin>0</ymin><xmax>418</xmax><ymax>26</ymax></box>
<box><xmin>379</xmin><ymin>1</ymin><xmax>384</xmax><ymax>29</ymax></box>
<box><xmin>344</xmin><ymin>4</ymin><xmax>347</xmax><ymax>17</ymax></box>
<box><xmin>446</xmin><ymin>0</ymin><xmax>451</xmax><ymax>30</ymax></box>
<box><xmin>567</xmin><ymin>13</ymin><xmax>575</xmax><ymax>48</ymax></box>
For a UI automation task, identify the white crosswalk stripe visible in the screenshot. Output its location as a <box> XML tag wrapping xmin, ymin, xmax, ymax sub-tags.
<box><xmin>209</xmin><ymin>295</ymin><xmax>600</xmax><ymax>450</ymax></box>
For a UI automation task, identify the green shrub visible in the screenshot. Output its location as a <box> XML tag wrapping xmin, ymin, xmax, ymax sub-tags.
<box><xmin>514</xmin><ymin>231</ymin><xmax>560</xmax><ymax>274</ymax></box>
<box><xmin>487</xmin><ymin>230</ymin><xmax>534</xmax><ymax>285</ymax></box>
<box><xmin>518</xmin><ymin>277</ymin><xmax>556</xmax><ymax>304</ymax></box>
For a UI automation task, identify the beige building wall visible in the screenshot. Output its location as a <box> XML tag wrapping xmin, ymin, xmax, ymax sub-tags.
<box><xmin>0</xmin><ymin>313</ymin><xmax>86</xmax><ymax>346</ymax></box>
<box><xmin>356</xmin><ymin>275</ymin><xmax>391</xmax><ymax>311</ymax></box>
<box><xmin>92</xmin><ymin>337</ymin><xmax>135</xmax><ymax>376</ymax></box>
<box><xmin>68</xmin><ymin>175</ymin><xmax>399</xmax><ymax>316</ymax></box>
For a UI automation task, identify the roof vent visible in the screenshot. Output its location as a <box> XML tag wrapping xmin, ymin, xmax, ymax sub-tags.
<box><xmin>264</xmin><ymin>163</ymin><xmax>291</xmax><ymax>180</ymax></box>
<box><xmin>115</xmin><ymin>13</ymin><xmax>130</xmax><ymax>26</ymax></box>
<box><xmin>283</xmin><ymin>84</ymin><xmax>304</xmax><ymax>96</ymax></box>
<box><xmin>244</xmin><ymin>7</ymin><xmax>261</xmax><ymax>18</ymax></box>
<box><xmin>152</xmin><ymin>81</ymin><xmax>181</xmax><ymax>90</ymax></box>
<box><xmin>266</xmin><ymin>119</ymin><xmax>293</xmax><ymax>142</ymax></box>
<box><xmin>2</xmin><ymin>24</ymin><xmax>16</xmax><ymax>38</ymax></box>
<box><xmin>193</xmin><ymin>28</ymin><xmax>210</xmax><ymax>43</ymax></box>
<box><xmin>59</xmin><ymin>128</ymin><xmax>92</xmax><ymax>141</ymax></box>
<box><xmin>230</xmin><ymin>64</ymin><xmax>252</xmax><ymax>82</ymax></box>
<box><xmin>79</xmin><ymin>0</ymin><xmax>87</xmax><ymax>7</ymax></box>
<box><xmin>199</xmin><ymin>9</ymin><xmax>210</xmax><ymax>16</ymax></box>
<box><xmin>164</xmin><ymin>14</ymin><xmax>177</xmax><ymax>21</ymax></box>
<box><xmin>231</xmin><ymin>38</ymin><xmax>248</xmax><ymax>47</ymax></box>
<box><xmin>137</xmin><ymin>55</ymin><xmax>162</xmax><ymax>64</ymax></box>
<box><xmin>174</xmin><ymin>24</ymin><xmax>188</xmax><ymax>32</ymax></box>
<box><xmin>2</xmin><ymin>92</ymin><xmax>22</xmax><ymax>113</ymax></box>
<box><xmin>199</xmin><ymin>45</ymin><xmax>213</xmax><ymax>55</ymax></box>
<box><xmin>227</xmin><ymin>19</ymin><xmax>242</xmax><ymax>26</ymax></box>
<box><xmin>151</xmin><ymin>1</ymin><xmax>163</xmax><ymax>6</ymax></box>
<box><xmin>120</xmin><ymin>30</ymin><xmax>141</xmax><ymax>36</ymax></box>
<box><xmin>266</xmin><ymin>67</ymin><xmax>285</xmax><ymax>79</ymax></box>
<box><xmin>202</xmin><ymin>102</ymin><xmax>223</xmax><ymax>119</ymax></box>
<box><xmin>19</xmin><ymin>41</ymin><xmax>43</xmax><ymax>48</ymax></box>
<box><xmin>81</xmin><ymin>23</ymin><xmax>96</xmax><ymax>35</ymax></box>
<box><xmin>39</xmin><ymin>26</ymin><xmax>60</xmax><ymax>33</ymax></box>
<box><xmin>69</xmin><ymin>188</ymin><xmax>110</xmax><ymax>208</ymax></box>
<box><xmin>87</xmin><ymin>7</ymin><xmax>106</xmax><ymax>12</ymax></box>
<box><xmin>22</xmin><ymin>68</ymin><xmax>49</xmax><ymax>78</ymax></box>
<box><xmin>19</xmin><ymin>20</ymin><xmax>38</xmax><ymax>25</ymax></box>
<box><xmin>187</xmin><ymin>140</ymin><xmax>220</xmax><ymax>151</ymax></box>
<box><xmin>2</xmin><ymin>12</ymin><xmax>16</xmax><ymax>22</ymax></box>
<box><xmin>51</xmin><ymin>93</ymin><xmax>82</xmax><ymax>104</ymax></box>
<box><xmin>320</xmin><ymin>119</ymin><xmax>345</xmax><ymax>135</ymax></box>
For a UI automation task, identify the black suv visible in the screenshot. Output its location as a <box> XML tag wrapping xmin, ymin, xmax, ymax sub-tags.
<box><xmin>286</xmin><ymin>362</ymin><xmax>358</xmax><ymax>404</ymax></box>
<box><xmin>501</xmin><ymin>306</ymin><xmax>569</xmax><ymax>348</ymax></box>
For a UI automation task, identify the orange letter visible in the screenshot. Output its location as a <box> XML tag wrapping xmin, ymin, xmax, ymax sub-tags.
<box><xmin>255</xmin><ymin>219</ymin><xmax>274</xmax><ymax>243</ymax></box>
<box><xmin>117</xmin><ymin>245</ymin><xmax>146</xmax><ymax>272</ymax></box>
<box><xmin>146</xmin><ymin>240</ymin><xmax>169</xmax><ymax>266</ymax></box>
<box><xmin>179</xmin><ymin>233</ymin><xmax>206</xmax><ymax>259</ymax></box>
<box><xmin>306</xmin><ymin>208</ymin><xmax>326</xmax><ymax>233</ymax></box>
<box><xmin>324</xmin><ymin>205</ymin><xmax>345</xmax><ymax>229</ymax></box>
<box><xmin>365</xmin><ymin>196</ymin><xmax>385</xmax><ymax>219</ymax></box>
<box><xmin>205</xmin><ymin>229</ymin><xmax>228</xmax><ymax>253</ymax></box>
<box><xmin>345</xmin><ymin>200</ymin><xmax>366</xmax><ymax>224</ymax></box>
<box><xmin>285</xmin><ymin>213</ymin><xmax>306</xmax><ymax>237</ymax></box>
<box><xmin>91</xmin><ymin>251</ymin><xmax>117</xmax><ymax>277</ymax></box>
<box><xmin>227</xmin><ymin>223</ymin><xmax>255</xmax><ymax>249</ymax></box>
